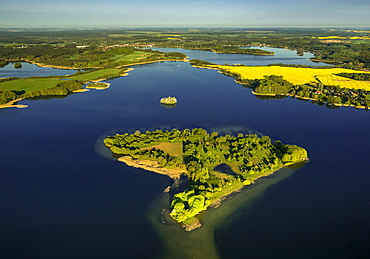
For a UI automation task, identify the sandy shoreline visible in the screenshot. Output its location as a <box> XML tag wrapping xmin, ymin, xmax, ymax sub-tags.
<box><xmin>83</xmin><ymin>68</ymin><xmax>134</xmax><ymax>83</ymax></box>
<box><xmin>118</xmin><ymin>156</ymin><xmax>186</xmax><ymax>179</ymax></box>
<box><xmin>28</xmin><ymin>61</ymin><xmax>79</xmax><ymax>70</ymax></box>
<box><xmin>192</xmin><ymin>65</ymin><xmax>220</xmax><ymax>70</ymax></box>
<box><xmin>73</xmin><ymin>89</ymin><xmax>90</xmax><ymax>93</ymax></box>
<box><xmin>0</xmin><ymin>98</ymin><xmax>28</xmax><ymax>109</ymax></box>
<box><xmin>86</xmin><ymin>82</ymin><xmax>111</xmax><ymax>90</ymax></box>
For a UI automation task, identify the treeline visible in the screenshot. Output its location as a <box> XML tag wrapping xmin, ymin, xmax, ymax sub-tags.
<box><xmin>0</xmin><ymin>44</ymin><xmax>80</xmax><ymax>61</ymax></box>
<box><xmin>0</xmin><ymin>44</ymin><xmax>186</xmax><ymax>69</ymax></box>
<box><xmin>104</xmin><ymin>128</ymin><xmax>308</xmax><ymax>224</ymax></box>
<box><xmin>163</xmin><ymin>52</ymin><xmax>187</xmax><ymax>59</ymax></box>
<box><xmin>0</xmin><ymin>90</ymin><xmax>17</xmax><ymax>104</ymax></box>
<box><xmin>22</xmin><ymin>80</ymin><xmax>83</xmax><ymax>98</ymax></box>
<box><xmin>0</xmin><ymin>29</ymin><xmax>110</xmax><ymax>44</ymax></box>
<box><xmin>189</xmin><ymin>59</ymin><xmax>217</xmax><ymax>66</ymax></box>
<box><xmin>335</xmin><ymin>72</ymin><xmax>370</xmax><ymax>81</ymax></box>
<box><xmin>211</xmin><ymin>46</ymin><xmax>274</xmax><ymax>55</ymax></box>
<box><xmin>267</xmin><ymin>63</ymin><xmax>333</xmax><ymax>69</ymax></box>
<box><xmin>243</xmin><ymin>74</ymin><xmax>370</xmax><ymax>109</ymax></box>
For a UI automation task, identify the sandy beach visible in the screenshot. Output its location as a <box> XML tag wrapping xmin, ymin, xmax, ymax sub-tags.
<box><xmin>0</xmin><ymin>98</ymin><xmax>28</xmax><ymax>109</ymax></box>
<box><xmin>86</xmin><ymin>82</ymin><xmax>111</xmax><ymax>90</ymax></box>
<box><xmin>118</xmin><ymin>156</ymin><xmax>186</xmax><ymax>179</ymax></box>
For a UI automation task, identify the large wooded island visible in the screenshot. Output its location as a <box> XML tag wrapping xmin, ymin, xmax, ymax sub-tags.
<box><xmin>104</xmin><ymin>128</ymin><xmax>308</xmax><ymax>230</ymax></box>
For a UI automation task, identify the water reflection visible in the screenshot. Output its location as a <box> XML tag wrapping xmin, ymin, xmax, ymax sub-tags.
<box><xmin>160</xmin><ymin>103</ymin><xmax>177</xmax><ymax>109</ymax></box>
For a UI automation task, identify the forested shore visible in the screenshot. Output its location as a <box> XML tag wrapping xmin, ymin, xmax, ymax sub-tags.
<box><xmin>104</xmin><ymin>128</ymin><xmax>308</xmax><ymax>229</ymax></box>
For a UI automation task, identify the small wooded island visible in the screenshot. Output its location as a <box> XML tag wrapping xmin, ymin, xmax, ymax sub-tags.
<box><xmin>104</xmin><ymin>128</ymin><xmax>308</xmax><ymax>230</ymax></box>
<box><xmin>160</xmin><ymin>96</ymin><xmax>177</xmax><ymax>104</ymax></box>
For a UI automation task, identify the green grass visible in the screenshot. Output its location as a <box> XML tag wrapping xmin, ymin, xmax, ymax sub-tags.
<box><xmin>114</xmin><ymin>51</ymin><xmax>155</xmax><ymax>62</ymax></box>
<box><xmin>67</xmin><ymin>54</ymin><xmax>80</xmax><ymax>60</ymax></box>
<box><xmin>0</xmin><ymin>78</ymin><xmax>62</xmax><ymax>93</ymax></box>
<box><xmin>0</xmin><ymin>43</ymin><xmax>31</xmax><ymax>47</ymax></box>
<box><xmin>209</xmin><ymin>181</ymin><xmax>244</xmax><ymax>201</ymax></box>
<box><xmin>0</xmin><ymin>68</ymin><xmax>125</xmax><ymax>94</ymax></box>
<box><xmin>68</xmin><ymin>68</ymin><xmax>122</xmax><ymax>80</ymax></box>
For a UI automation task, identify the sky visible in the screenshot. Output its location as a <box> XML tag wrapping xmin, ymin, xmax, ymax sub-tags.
<box><xmin>1</xmin><ymin>0</ymin><xmax>369</xmax><ymax>28</ymax></box>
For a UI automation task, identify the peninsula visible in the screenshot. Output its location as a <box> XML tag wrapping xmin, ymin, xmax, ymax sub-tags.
<box><xmin>104</xmin><ymin>128</ymin><xmax>308</xmax><ymax>230</ymax></box>
<box><xmin>203</xmin><ymin>64</ymin><xmax>370</xmax><ymax>109</ymax></box>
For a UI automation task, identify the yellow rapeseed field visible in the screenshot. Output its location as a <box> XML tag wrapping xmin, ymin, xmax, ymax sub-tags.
<box><xmin>214</xmin><ymin>65</ymin><xmax>370</xmax><ymax>90</ymax></box>
<box><xmin>316</xmin><ymin>75</ymin><xmax>370</xmax><ymax>90</ymax></box>
<box><xmin>314</xmin><ymin>36</ymin><xmax>370</xmax><ymax>40</ymax></box>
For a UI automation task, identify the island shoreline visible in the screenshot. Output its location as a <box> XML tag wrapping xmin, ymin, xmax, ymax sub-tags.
<box><xmin>117</xmin><ymin>153</ymin><xmax>308</xmax><ymax>231</ymax></box>
<box><xmin>0</xmin><ymin>98</ymin><xmax>28</xmax><ymax>109</ymax></box>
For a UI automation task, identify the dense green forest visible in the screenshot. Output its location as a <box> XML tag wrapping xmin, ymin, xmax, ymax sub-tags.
<box><xmin>1</xmin><ymin>28</ymin><xmax>369</xmax><ymax>69</ymax></box>
<box><xmin>0</xmin><ymin>45</ymin><xmax>186</xmax><ymax>69</ymax></box>
<box><xmin>189</xmin><ymin>59</ymin><xmax>217</xmax><ymax>67</ymax></box>
<box><xmin>104</xmin><ymin>128</ymin><xmax>308</xmax><ymax>224</ymax></box>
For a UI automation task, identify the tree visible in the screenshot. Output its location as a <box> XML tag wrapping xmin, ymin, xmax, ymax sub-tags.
<box><xmin>13</xmin><ymin>62</ymin><xmax>22</xmax><ymax>69</ymax></box>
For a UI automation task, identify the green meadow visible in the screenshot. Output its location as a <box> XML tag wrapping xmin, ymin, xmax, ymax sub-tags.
<box><xmin>0</xmin><ymin>78</ymin><xmax>62</xmax><ymax>93</ymax></box>
<box><xmin>68</xmin><ymin>68</ymin><xmax>124</xmax><ymax>81</ymax></box>
<box><xmin>113</xmin><ymin>51</ymin><xmax>154</xmax><ymax>62</ymax></box>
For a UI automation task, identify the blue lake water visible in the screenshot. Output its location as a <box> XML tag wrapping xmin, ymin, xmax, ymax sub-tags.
<box><xmin>0</xmin><ymin>50</ymin><xmax>369</xmax><ymax>258</ymax></box>
<box><xmin>0</xmin><ymin>62</ymin><xmax>77</xmax><ymax>78</ymax></box>
<box><xmin>152</xmin><ymin>46</ymin><xmax>330</xmax><ymax>66</ymax></box>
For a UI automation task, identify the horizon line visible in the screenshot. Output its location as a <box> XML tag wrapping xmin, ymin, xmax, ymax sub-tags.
<box><xmin>1</xmin><ymin>25</ymin><xmax>370</xmax><ymax>29</ymax></box>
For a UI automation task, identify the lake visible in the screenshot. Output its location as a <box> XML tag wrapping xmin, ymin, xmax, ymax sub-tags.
<box><xmin>0</xmin><ymin>62</ymin><xmax>77</xmax><ymax>78</ymax></box>
<box><xmin>151</xmin><ymin>46</ymin><xmax>330</xmax><ymax>66</ymax></box>
<box><xmin>0</xmin><ymin>49</ymin><xmax>369</xmax><ymax>258</ymax></box>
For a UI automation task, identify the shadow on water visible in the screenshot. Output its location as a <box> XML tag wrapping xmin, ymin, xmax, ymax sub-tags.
<box><xmin>160</xmin><ymin>103</ymin><xmax>177</xmax><ymax>109</ymax></box>
<box><xmin>147</xmin><ymin>164</ymin><xmax>306</xmax><ymax>259</ymax></box>
<box><xmin>213</xmin><ymin>163</ymin><xmax>238</xmax><ymax>176</ymax></box>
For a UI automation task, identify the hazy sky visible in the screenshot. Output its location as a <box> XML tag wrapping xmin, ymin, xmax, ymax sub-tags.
<box><xmin>1</xmin><ymin>0</ymin><xmax>369</xmax><ymax>28</ymax></box>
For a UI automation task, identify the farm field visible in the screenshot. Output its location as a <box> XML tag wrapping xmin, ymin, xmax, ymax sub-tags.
<box><xmin>68</xmin><ymin>68</ymin><xmax>124</xmax><ymax>81</ymax></box>
<box><xmin>214</xmin><ymin>65</ymin><xmax>370</xmax><ymax>89</ymax></box>
<box><xmin>315</xmin><ymin>36</ymin><xmax>370</xmax><ymax>40</ymax></box>
<box><xmin>0</xmin><ymin>78</ymin><xmax>62</xmax><ymax>93</ymax></box>
<box><xmin>316</xmin><ymin>75</ymin><xmax>370</xmax><ymax>90</ymax></box>
<box><xmin>113</xmin><ymin>51</ymin><xmax>155</xmax><ymax>62</ymax></box>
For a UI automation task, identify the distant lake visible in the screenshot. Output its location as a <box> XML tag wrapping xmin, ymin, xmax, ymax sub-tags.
<box><xmin>0</xmin><ymin>49</ymin><xmax>368</xmax><ymax>258</ymax></box>
<box><xmin>0</xmin><ymin>62</ymin><xmax>77</xmax><ymax>78</ymax></box>
<box><xmin>151</xmin><ymin>46</ymin><xmax>330</xmax><ymax>66</ymax></box>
